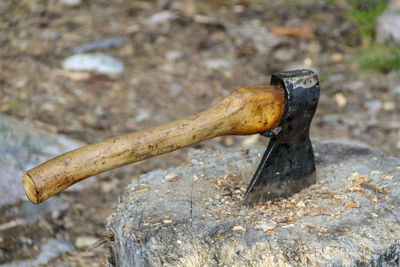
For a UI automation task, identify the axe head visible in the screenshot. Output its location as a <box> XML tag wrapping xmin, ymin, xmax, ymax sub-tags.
<box><xmin>243</xmin><ymin>69</ymin><xmax>320</xmax><ymax>204</ymax></box>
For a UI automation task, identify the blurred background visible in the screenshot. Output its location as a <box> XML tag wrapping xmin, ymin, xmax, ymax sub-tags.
<box><xmin>0</xmin><ymin>0</ymin><xmax>399</xmax><ymax>265</ymax></box>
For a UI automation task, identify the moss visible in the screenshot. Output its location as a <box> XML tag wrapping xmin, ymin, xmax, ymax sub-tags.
<box><xmin>357</xmin><ymin>45</ymin><xmax>400</xmax><ymax>72</ymax></box>
<box><xmin>348</xmin><ymin>0</ymin><xmax>388</xmax><ymax>43</ymax></box>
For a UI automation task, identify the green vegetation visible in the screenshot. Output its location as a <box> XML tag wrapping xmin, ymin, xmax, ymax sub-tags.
<box><xmin>348</xmin><ymin>0</ymin><xmax>388</xmax><ymax>43</ymax></box>
<box><xmin>357</xmin><ymin>45</ymin><xmax>400</xmax><ymax>72</ymax></box>
<box><xmin>345</xmin><ymin>0</ymin><xmax>399</xmax><ymax>72</ymax></box>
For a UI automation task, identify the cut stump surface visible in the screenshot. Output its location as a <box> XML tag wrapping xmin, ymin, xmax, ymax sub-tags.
<box><xmin>107</xmin><ymin>141</ymin><xmax>400</xmax><ymax>266</ymax></box>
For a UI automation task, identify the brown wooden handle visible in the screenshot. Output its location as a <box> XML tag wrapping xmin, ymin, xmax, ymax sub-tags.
<box><xmin>23</xmin><ymin>85</ymin><xmax>285</xmax><ymax>204</ymax></box>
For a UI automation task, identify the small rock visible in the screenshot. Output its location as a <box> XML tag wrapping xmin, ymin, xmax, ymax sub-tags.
<box><xmin>75</xmin><ymin>236</ymin><xmax>98</xmax><ymax>249</ymax></box>
<box><xmin>231</xmin><ymin>25</ymin><xmax>289</xmax><ymax>54</ymax></box>
<box><xmin>101</xmin><ymin>181</ymin><xmax>118</xmax><ymax>193</ymax></box>
<box><xmin>203</xmin><ymin>59</ymin><xmax>232</xmax><ymax>70</ymax></box>
<box><xmin>392</xmin><ymin>85</ymin><xmax>400</xmax><ymax>95</ymax></box>
<box><xmin>334</xmin><ymin>93</ymin><xmax>347</xmax><ymax>108</ymax></box>
<box><xmin>223</xmin><ymin>136</ymin><xmax>234</xmax><ymax>147</ymax></box>
<box><xmin>61</xmin><ymin>0</ymin><xmax>81</xmax><ymax>6</ymax></box>
<box><xmin>163</xmin><ymin>219</ymin><xmax>173</xmax><ymax>224</ymax></box>
<box><xmin>0</xmin><ymin>114</ymin><xmax>87</xmax><ymax>207</ymax></box>
<box><xmin>72</xmin><ymin>37</ymin><xmax>126</xmax><ymax>53</ymax></box>
<box><xmin>166</xmin><ymin>51</ymin><xmax>182</xmax><ymax>61</ymax></box>
<box><xmin>273</xmin><ymin>48</ymin><xmax>296</xmax><ymax>62</ymax></box>
<box><xmin>19</xmin><ymin>196</ymin><xmax>69</xmax><ymax>224</ymax></box>
<box><xmin>375</xmin><ymin>1</ymin><xmax>400</xmax><ymax>44</ymax></box>
<box><xmin>303</xmin><ymin>57</ymin><xmax>313</xmax><ymax>68</ymax></box>
<box><xmin>242</xmin><ymin>135</ymin><xmax>259</xmax><ymax>146</ymax></box>
<box><xmin>383</xmin><ymin>101</ymin><xmax>395</xmax><ymax>111</ymax></box>
<box><xmin>164</xmin><ymin>173</ymin><xmax>180</xmax><ymax>182</ymax></box>
<box><xmin>330</xmin><ymin>53</ymin><xmax>344</xmax><ymax>63</ymax></box>
<box><xmin>254</xmin><ymin>220</ymin><xmax>277</xmax><ymax>232</ymax></box>
<box><xmin>232</xmin><ymin>225</ymin><xmax>246</xmax><ymax>232</ymax></box>
<box><xmin>41</xmin><ymin>29</ymin><xmax>61</xmax><ymax>41</ymax></box>
<box><xmin>7</xmin><ymin>238</ymin><xmax>75</xmax><ymax>266</ymax></box>
<box><xmin>345</xmin><ymin>202</ymin><xmax>360</xmax><ymax>208</ymax></box>
<box><xmin>365</xmin><ymin>100</ymin><xmax>382</xmax><ymax>114</ymax></box>
<box><xmin>212</xmin><ymin>200</ymin><xmax>221</xmax><ymax>206</ymax></box>
<box><xmin>62</xmin><ymin>53</ymin><xmax>124</xmax><ymax>75</ymax></box>
<box><xmin>307</xmin><ymin>41</ymin><xmax>321</xmax><ymax>54</ymax></box>
<box><xmin>329</xmin><ymin>74</ymin><xmax>345</xmax><ymax>83</ymax></box>
<box><xmin>170</xmin><ymin>84</ymin><xmax>183</xmax><ymax>96</ymax></box>
<box><xmin>143</xmin><ymin>11</ymin><xmax>178</xmax><ymax>26</ymax></box>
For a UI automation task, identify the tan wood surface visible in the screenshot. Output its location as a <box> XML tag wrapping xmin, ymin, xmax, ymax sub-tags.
<box><xmin>23</xmin><ymin>85</ymin><xmax>285</xmax><ymax>204</ymax></box>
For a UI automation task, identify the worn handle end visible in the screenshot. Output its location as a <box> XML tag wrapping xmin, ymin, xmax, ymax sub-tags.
<box><xmin>22</xmin><ymin>172</ymin><xmax>40</xmax><ymax>204</ymax></box>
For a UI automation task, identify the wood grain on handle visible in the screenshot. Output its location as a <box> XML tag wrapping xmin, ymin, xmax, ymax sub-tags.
<box><xmin>23</xmin><ymin>85</ymin><xmax>285</xmax><ymax>204</ymax></box>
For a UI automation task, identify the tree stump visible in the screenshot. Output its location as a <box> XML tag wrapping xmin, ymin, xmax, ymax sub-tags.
<box><xmin>107</xmin><ymin>141</ymin><xmax>400</xmax><ymax>266</ymax></box>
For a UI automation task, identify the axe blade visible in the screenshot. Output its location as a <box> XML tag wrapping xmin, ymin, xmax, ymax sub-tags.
<box><xmin>243</xmin><ymin>69</ymin><xmax>320</xmax><ymax>204</ymax></box>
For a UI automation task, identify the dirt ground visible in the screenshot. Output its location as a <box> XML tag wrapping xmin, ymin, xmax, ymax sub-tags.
<box><xmin>0</xmin><ymin>0</ymin><xmax>399</xmax><ymax>266</ymax></box>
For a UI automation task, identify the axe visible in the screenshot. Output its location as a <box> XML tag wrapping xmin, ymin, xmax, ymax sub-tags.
<box><xmin>23</xmin><ymin>69</ymin><xmax>319</xmax><ymax>205</ymax></box>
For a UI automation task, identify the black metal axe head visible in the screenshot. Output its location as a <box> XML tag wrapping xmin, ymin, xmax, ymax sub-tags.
<box><xmin>243</xmin><ymin>69</ymin><xmax>320</xmax><ymax>204</ymax></box>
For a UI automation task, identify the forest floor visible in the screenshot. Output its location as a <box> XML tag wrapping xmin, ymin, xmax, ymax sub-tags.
<box><xmin>0</xmin><ymin>0</ymin><xmax>399</xmax><ymax>266</ymax></box>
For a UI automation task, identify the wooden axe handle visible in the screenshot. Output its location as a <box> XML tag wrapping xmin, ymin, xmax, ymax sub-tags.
<box><xmin>23</xmin><ymin>85</ymin><xmax>285</xmax><ymax>204</ymax></box>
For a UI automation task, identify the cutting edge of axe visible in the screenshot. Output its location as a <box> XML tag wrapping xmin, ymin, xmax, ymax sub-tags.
<box><xmin>23</xmin><ymin>83</ymin><xmax>286</xmax><ymax>204</ymax></box>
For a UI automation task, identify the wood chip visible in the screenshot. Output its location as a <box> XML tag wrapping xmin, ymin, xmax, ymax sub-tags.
<box><xmin>265</xmin><ymin>230</ymin><xmax>276</xmax><ymax>236</ymax></box>
<box><xmin>381</xmin><ymin>175</ymin><xmax>393</xmax><ymax>180</ymax></box>
<box><xmin>348</xmin><ymin>172</ymin><xmax>372</xmax><ymax>183</ymax></box>
<box><xmin>371</xmin><ymin>212</ymin><xmax>378</xmax><ymax>218</ymax></box>
<box><xmin>164</xmin><ymin>173</ymin><xmax>180</xmax><ymax>182</ymax></box>
<box><xmin>232</xmin><ymin>225</ymin><xmax>246</xmax><ymax>232</ymax></box>
<box><xmin>134</xmin><ymin>187</ymin><xmax>149</xmax><ymax>193</ymax></box>
<box><xmin>0</xmin><ymin>219</ymin><xmax>24</xmax><ymax>231</ymax></box>
<box><xmin>345</xmin><ymin>202</ymin><xmax>360</xmax><ymax>208</ymax></box>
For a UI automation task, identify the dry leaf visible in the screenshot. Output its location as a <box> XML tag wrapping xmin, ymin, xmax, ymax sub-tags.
<box><xmin>270</xmin><ymin>24</ymin><xmax>315</xmax><ymax>40</ymax></box>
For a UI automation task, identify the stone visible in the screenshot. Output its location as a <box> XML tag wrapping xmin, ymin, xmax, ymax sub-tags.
<box><xmin>334</xmin><ymin>92</ymin><xmax>347</xmax><ymax>108</ymax></box>
<box><xmin>60</xmin><ymin>0</ymin><xmax>81</xmax><ymax>6</ymax></box>
<box><xmin>142</xmin><ymin>11</ymin><xmax>178</xmax><ymax>27</ymax></box>
<box><xmin>231</xmin><ymin>24</ymin><xmax>290</xmax><ymax>54</ymax></box>
<box><xmin>62</xmin><ymin>53</ymin><xmax>124</xmax><ymax>75</ymax></box>
<box><xmin>41</xmin><ymin>29</ymin><xmax>61</xmax><ymax>41</ymax></box>
<box><xmin>375</xmin><ymin>0</ymin><xmax>400</xmax><ymax>44</ymax></box>
<box><xmin>1</xmin><ymin>237</ymin><xmax>75</xmax><ymax>267</ymax></box>
<box><xmin>74</xmin><ymin>236</ymin><xmax>98</xmax><ymax>249</ymax></box>
<box><xmin>392</xmin><ymin>85</ymin><xmax>400</xmax><ymax>95</ymax></box>
<box><xmin>365</xmin><ymin>100</ymin><xmax>383</xmax><ymax>114</ymax></box>
<box><xmin>0</xmin><ymin>115</ymin><xmax>91</xmax><ymax>207</ymax></box>
<box><xmin>18</xmin><ymin>196</ymin><xmax>69</xmax><ymax>223</ymax></box>
<box><xmin>71</xmin><ymin>37</ymin><xmax>126</xmax><ymax>54</ymax></box>
<box><xmin>272</xmin><ymin>48</ymin><xmax>296</xmax><ymax>62</ymax></box>
<box><xmin>107</xmin><ymin>142</ymin><xmax>400</xmax><ymax>266</ymax></box>
<box><xmin>203</xmin><ymin>59</ymin><xmax>232</xmax><ymax>70</ymax></box>
<box><xmin>165</xmin><ymin>51</ymin><xmax>182</xmax><ymax>61</ymax></box>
